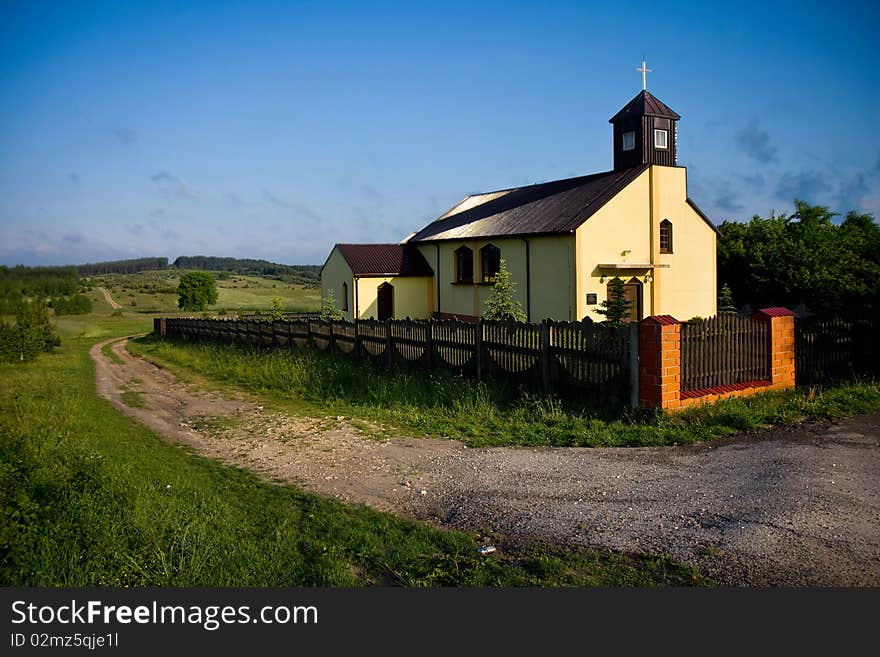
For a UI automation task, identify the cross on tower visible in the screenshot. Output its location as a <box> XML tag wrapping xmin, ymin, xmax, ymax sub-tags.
<box><xmin>636</xmin><ymin>58</ymin><xmax>652</xmax><ymax>91</ymax></box>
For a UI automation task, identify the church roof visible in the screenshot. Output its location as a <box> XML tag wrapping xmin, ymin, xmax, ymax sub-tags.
<box><xmin>332</xmin><ymin>243</ymin><xmax>434</xmax><ymax>277</ymax></box>
<box><xmin>609</xmin><ymin>90</ymin><xmax>680</xmax><ymax>123</ymax></box>
<box><xmin>408</xmin><ymin>165</ymin><xmax>649</xmax><ymax>242</ymax></box>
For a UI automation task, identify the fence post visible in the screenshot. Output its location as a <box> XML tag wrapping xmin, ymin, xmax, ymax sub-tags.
<box><xmin>629</xmin><ymin>322</ymin><xmax>639</xmax><ymax>408</ymax></box>
<box><xmin>271</xmin><ymin>320</ymin><xmax>277</xmax><ymax>348</ymax></box>
<box><xmin>306</xmin><ymin>319</ymin><xmax>313</xmax><ymax>351</ymax></box>
<box><xmin>329</xmin><ymin>319</ymin><xmax>335</xmax><ymax>356</ymax></box>
<box><xmin>475</xmin><ymin>318</ymin><xmax>483</xmax><ymax>381</ymax></box>
<box><xmin>353</xmin><ymin>319</ymin><xmax>360</xmax><ymax>358</ymax></box>
<box><xmin>425</xmin><ymin>320</ymin><xmax>433</xmax><ymax>369</ymax></box>
<box><xmin>751</xmin><ymin>308</ymin><xmax>796</xmax><ymax>391</ymax></box>
<box><xmin>385</xmin><ymin>319</ymin><xmax>393</xmax><ymax>370</ymax></box>
<box><xmin>540</xmin><ymin>320</ymin><xmax>551</xmax><ymax>394</ymax></box>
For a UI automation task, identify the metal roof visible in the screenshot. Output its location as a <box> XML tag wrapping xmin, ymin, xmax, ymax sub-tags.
<box><xmin>409</xmin><ymin>166</ymin><xmax>649</xmax><ymax>242</ymax></box>
<box><xmin>333</xmin><ymin>243</ymin><xmax>433</xmax><ymax>277</ymax></box>
<box><xmin>609</xmin><ymin>90</ymin><xmax>681</xmax><ymax>123</ymax></box>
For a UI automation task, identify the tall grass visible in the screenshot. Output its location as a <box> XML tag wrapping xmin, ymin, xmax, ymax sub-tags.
<box><xmin>130</xmin><ymin>336</ymin><xmax>880</xmax><ymax>448</ymax></box>
<box><xmin>1</xmin><ymin>313</ymin><xmax>705</xmax><ymax>586</ymax></box>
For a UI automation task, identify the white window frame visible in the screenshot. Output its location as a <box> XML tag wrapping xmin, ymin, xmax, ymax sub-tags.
<box><xmin>622</xmin><ymin>131</ymin><xmax>635</xmax><ymax>151</ymax></box>
<box><xmin>654</xmin><ymin>129</ymin><xmax>668</xmax><ymax>149</ymax></box>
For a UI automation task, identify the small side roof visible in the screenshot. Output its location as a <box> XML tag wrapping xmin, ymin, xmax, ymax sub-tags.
<box><xmin>329</xmin><ymin>243</ymin><xmax>434</xmax><ymax>277</ymax></box>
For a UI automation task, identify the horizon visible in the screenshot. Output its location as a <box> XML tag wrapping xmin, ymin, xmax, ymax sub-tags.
<box><xmin>2</xmin><ymin>0</ymin><xmax>878</xmax><ymax>267</ymax></box>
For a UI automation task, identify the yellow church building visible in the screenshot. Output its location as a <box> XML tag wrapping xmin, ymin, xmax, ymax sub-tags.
<box><xmin>322</xmin><ymin>88</ymin><xmax>718</xmax><ymax>323</ymax></box>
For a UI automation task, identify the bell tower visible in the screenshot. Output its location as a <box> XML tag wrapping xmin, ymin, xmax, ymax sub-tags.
<box><xmin>609</xmin><ymin>61</ymin><xmax>680</xmax><ymax>171</ymax></box>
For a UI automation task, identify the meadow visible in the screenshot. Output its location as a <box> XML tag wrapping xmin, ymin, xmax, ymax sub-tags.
<box><xmin>129</xmin><ymin>336</ymin><xmax>880</xmax><ymax>448</ymax></box>
<box><xmin>86</xmin><ymin>270</ymin><xmax>321</xmax><ymax>314</ymax></box>
<box><xmin>1</xmin><ymin>288</ymin><xmax>705</xmax><ymax>587</ymax></box>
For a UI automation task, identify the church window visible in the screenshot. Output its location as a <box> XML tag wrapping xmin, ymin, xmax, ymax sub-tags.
<box><xmin>622</xmin><ymin>131</ymin><xmax>635</xmax><ymax>151</ymax></box>
<box><xmin>660</xmin><ymin>219</ymin><xmax>673</xmax><ymax>254</ymax></box>
<box><xmin>654</xmin><ymin>129</ymin><xmax>668</xmax><ymax>149</ymax></box>
<box><xmin>341</xmin><ymin>282</ymin><xmax>348</xmax><ymax>311</ymax></box>
<box><xmin>480</xmin><ymin>244</ymin><xmax>501</xmax><ymax>283</ymax></box>
<box><xmin>455</xmin><ymin>246</ymin><xmax>473</xmax><ymax>283</ymax></box>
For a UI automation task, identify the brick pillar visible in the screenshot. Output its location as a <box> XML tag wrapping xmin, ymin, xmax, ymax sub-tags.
<box><xmin>638</xmin><ymin>315</ymin><xmax>681</xmax><ymax>410</ymax></box>
<box><xmin>752</xmin><ymin>308</ymin><xmax>795</xmax><ymax>390</ymax></box>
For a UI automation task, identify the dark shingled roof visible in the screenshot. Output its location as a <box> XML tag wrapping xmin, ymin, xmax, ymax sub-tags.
<box><xmin>609</xmin><ymin>90</ymin><xmax>680</xmax><ymax>123</ymax></box>
<box><xmin>409</xmin><ymin>165</ymin><xmax>649</xmax><ymax>242</ymax></box>
<box><xmin>333</xmin><ymin>243</ymin><xmax>433</xmax><ymax>277</ymax></box>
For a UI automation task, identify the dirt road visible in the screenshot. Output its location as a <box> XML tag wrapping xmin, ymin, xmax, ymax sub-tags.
<box><xmin>98</xmin><ymin>287</ymin><xmax>121</xmax><ymax>309</ymax></box>
<box><xmin>92</xmin><ymin>337</ymin><xmax>880</xmax><ymax>586</ymax></box>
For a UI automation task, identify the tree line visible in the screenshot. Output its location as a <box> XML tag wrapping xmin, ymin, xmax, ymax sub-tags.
<box><xmin>78</xmin><ymin>257</ymin><xmax>169</xmax><ymax>275</ymax></box>
<box><xmin>718</xmin><ymin>201</ymin><xmax>880</xmax><ymax>314</ymax></box>
<box><xmin>171</xmin><ymin>256</ymin><xmax>320</xmax><ymax>284</ymax></box>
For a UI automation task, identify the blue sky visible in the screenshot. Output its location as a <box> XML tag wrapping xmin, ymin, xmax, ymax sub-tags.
<box><xmin>1</xmin><ymin>0</ymin><xmax>878</xmax><ymax>266</ymax></box>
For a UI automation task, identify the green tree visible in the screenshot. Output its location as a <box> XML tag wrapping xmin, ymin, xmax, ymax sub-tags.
<box><xmin>321</xmin><ymin>289</ymin><xmax>344</xmax><ymax>320</ymax></box>
<box><xmin>483</xmin><ymin>257</ymin><xmax>526</xmax><ymax>322</ymax></box>
<box><xmin>595</xmin><ymin>277</ymin><xmax>633</xmax><ymax>327</ymax></box>
<box><xmin>177</xmin><ymin>271</ymin><xmax>218</xmax><ymax>311</ymax></box>
<box><xmin>268</xmin><ymin>296</ymin><xmax>284</xmax><ymax>320</ymax></box>
<box><xmin>0</xmin><ymin>300</ymin><xmax>60</xmax><ymax>363</ymax></box>
<box><xmin>718</xmin><ymin>201</ymin><xmax>880</xmax><ymax>313</ymax></box>
<box><xmin>718</xmin><ymin>284</ymin><xmax>736</xmax><ymax>313</ymax></box>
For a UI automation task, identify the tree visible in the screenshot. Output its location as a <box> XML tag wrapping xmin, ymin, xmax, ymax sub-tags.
<box><xmin>595</xmin><ymin>277</ymin><xmax>633</xmax><ymax>327</ymax></box>
<box><xmin>482</xmin><ymin>257</ymin><xmax>526</xmax><ymax>322</ymax></box>
<box><xmin>321</xmin><ymin>289</ymin><xmax>343</xmax><ymax>320</ymax></box>
<box><xmin>177</xmin><ymin>271</ymin><xmax>218</xmax><ymax>311</ymax></box>
<box><xmin>718</xmin><ymin>201</ymin><xmax>880</xmax><ymax>313</ymax></box>
<box><xmin>0</xmin><ymin>300</ymin><xmax>60</xmax><ymax>363</ymax></box>
<box><xmin>718</xmin><ymin>284</ymin><xmax>736</xmax><ymax>313</ymax></box>
<box><xmin>268</xmin><ymin>296</ymin><xmax>284</xmax><ymax>320</ymax></box>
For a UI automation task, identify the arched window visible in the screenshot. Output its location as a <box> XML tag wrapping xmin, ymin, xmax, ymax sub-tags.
<box><xmin>480</xmin><ymin>244</ymin><xmax>501</xmax><ymax>283</ymax></box>
<box><xmin>454</xmin><ymin>246</ymin><xmax>473</xmax><ymax>283</ymax></box>
<box><xmin>341</xmin><ymin>282</ymin><xmax>348</xmax><ymax>311</ymax></box>
<box><xmin>660</xmin><ymin>219</ymin><xmax>673</xmax><ymax>254</ymax></box>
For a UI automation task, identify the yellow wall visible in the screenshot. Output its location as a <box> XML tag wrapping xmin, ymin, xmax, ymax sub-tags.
<box><xmin>575</xmin><ymin>165</ymin><xmax>716</xmax><ymax>322</ymax></box>
<box><xmin>320</xmin><ymin>248</ymin><xmax>355</xmax><ymax>321</ymax></box>
<box><xmin>356</xmin><ymin>276</ymin><xmax>433</xmax><ymax>320</ymax></box>
<box><xmin>575</xmin><ymin>169</ymin><xmax>653</xmax><ymax>321</ymax></box>
<box><xmin>651</xmin><ymin>166</ymin><xmax>717</xmax><ymax>320</ymax></box>
<box><xmin>415</xmin><ymin>236</ymin><xmax>574</xmax><ymax>320</ymax></box>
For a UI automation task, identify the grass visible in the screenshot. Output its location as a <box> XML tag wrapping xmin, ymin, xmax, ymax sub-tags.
<box><xmin>119</xmin><ymin>390</ymin><xmax>145</xmax><ymax>408</ymax></box>
<box><xmin>100</xmin><ymin>341</ymin><xmax>125</xmax><ymax>365</ymax></box>
<box><xmin>129</xmin><ymin>336</ymin><xmax>880</xmax><ymax>448</ymax></box>
<box><xmin>0</xmin><ymin>310</ymin><xmax>706</xmax><ymax>587</ymax></box>
<box><xmin>89</xmin><ymin>272</ymin><xmax>321</xmax><ymax>314</ymax></box>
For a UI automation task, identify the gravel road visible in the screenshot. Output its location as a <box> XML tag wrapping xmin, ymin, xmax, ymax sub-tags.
<box><xmin>93</xmin><ymin>337</ymin><xmax>880</xmax><ymax>586</ymax></box>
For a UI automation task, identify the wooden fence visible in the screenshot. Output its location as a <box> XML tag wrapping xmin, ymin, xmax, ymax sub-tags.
<box><xmin>680</xmin><ymin>313</ymin><xmax>770</xmax><ymax>392</ymax></box>
<box><xmin>795</xmin><ymin>311</ymin><xmax>880</xmax><ymax>386</ymax></box>
<box><xmin>156</xmin><ymin>316</ymin><xmax>635</xmax><ymax>405</ymax></box>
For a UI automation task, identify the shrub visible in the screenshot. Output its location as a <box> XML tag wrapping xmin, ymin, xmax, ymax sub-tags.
<box><xmin>0</xmin><ymin>301</ymin><xmax>60</xmax><ymax>363</ymax></box>
<box><xmin>177</xmin><ymin>271</ymin><xmax>218</xmax><ymax>311</ymax></box>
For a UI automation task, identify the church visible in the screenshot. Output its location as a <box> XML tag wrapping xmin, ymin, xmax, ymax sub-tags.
<box><xmin>321</xmin><ymin>74</ymin><xmax>718</xmax><ymax>324</ymax></box>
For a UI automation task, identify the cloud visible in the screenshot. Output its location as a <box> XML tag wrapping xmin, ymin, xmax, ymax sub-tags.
<box><xmin>68</xmin><ymin>172</ymin><xmax>80</xmax><ymax>183</ymax></box>
<box><xmin>149</xmin><ymin>207</ymin><xmax>165</xmax><ymax>217</ymax></box>
<box><xmin>114</xmin><ymin>127</ymin><xmax>137</xmax><ymax>146</ymax></box>
<box><xmin>736</xmin><ymin>120</ymin><xmax>778</xmax><ymax>163</ymax></box>
<box><xmin>262</xmin><ymin>189</ymin><xmax>323</xmax><ymax>222</ymax></box>
<box><xmin>62</xmin><ymin>233</ymin><xmax>84</xmax><ymax>244</ymax></box>
<box><xmin>150</xmin><ymin>171</ymin><xmax>201</xmax><ymax>200</ymax></box>
<box><xmin>126</xmin><ymin>224</ymin><xmax>144</xmax><ymax>235</ymax></box>
<box><xmin>775</xmin><ymin>171</ymin><xmax>830</xmax><ymax>203</ymax></box>
<box><xmin>838</xmin><ymin>173</ymin><xmax>869</xmax><ymax>213</ymax></box>
<box><xmin>736</xmin><ymin>172</ymin><xmax>765</xmax><ymax>191</ymax></box>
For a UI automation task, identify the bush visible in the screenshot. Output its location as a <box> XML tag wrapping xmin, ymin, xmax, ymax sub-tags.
<box><xmin>0</xmin><ymin>301</ymin><xmax>60</xmax><ymax>363</ymax></box>
<box><xmin>177</xmin><ymin>271</ymin><xmax>218</xmax><ymax>311</ymax></box>
<box><xmin>50</xmin><ymin>293</ymin><xmax>93</xmax><ymax>315</ymax></box>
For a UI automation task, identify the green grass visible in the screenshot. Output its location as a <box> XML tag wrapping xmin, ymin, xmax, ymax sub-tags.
<box><xmin>100</xmin><ymin>341</ymin><xmax>125</xmax><ymax>365</ymax></box>
<box><xmin>119</xmin><ymin>390</ymin><xmax>145</xmax><ymax>408</ymax></box>
<box><xmin>129</xmin><ymin>336</ymin><xmax>880</xmax><ymax>448</ymax></box>
<box><xmin>88</xmin><ymin>271</ymin><xmax>321</xmax><ymax>315</ymax></box>
<box><xmin>0</xmin><ymin>311</ymin><xmax>706</xmax><ymax>587</ymax></box>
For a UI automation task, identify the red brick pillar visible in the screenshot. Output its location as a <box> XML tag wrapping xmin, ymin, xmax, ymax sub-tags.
<box><xmin>638</xmin><ymin>315</ymin><xmax>681</xmax><ymax>410</ymax></box>
<box><xmin>752</xmin><ymin>308</ymin><xmax>795</xmax><ymax>390</ymax></box>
